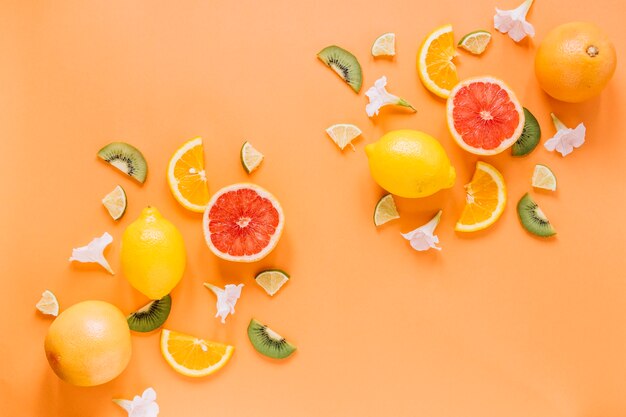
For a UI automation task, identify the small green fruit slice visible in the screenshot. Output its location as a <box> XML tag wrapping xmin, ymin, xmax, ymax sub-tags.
<box><xmin>241</xmin><ymin>141</ymin><xmax>264</xmax><ymax>174</ymax></box>
<box><xmin>127</xmin><ymin>294</ymin><xmax>172</xmax><ymax>332</ymax></box>
<box><xmin>371</xmin><ymin>32</ymin><xmax>396</xmax><ymax>56</ymax></box>
<box><xmin>97</xmin><ymin>142</ymin><xmax>148</xmax><ymax>183</ymax></box>
<box><xmin>458</xmin><ymin>30</ymin><xmax>492</xmax><ymax>54</ymax></box>
<box><xmin>512</xmin><ymin>108</ymin><xmax>541</xmax><ymax>157</ymax></box>
<box><xmin>532</xmin><ymin>164</ymin><xmax>557</xmax><ymax>191</ymax></box>
<box><xmin>374</xmin><ymin>194</ymin><xmax>400</xmax><ymax>226</ymax></box>
<box><xmin>517</xmin><ymin>193</ymin><xmax>556</xmax><ymax>237</ymax></box>
<box><xmin>102</xmin><ymin>185</ymin><xmax>127</xmax><ymax>220</ymax></box>
<box><xmin>317</xmin><ymin>45</ymin><xmax>363</xmax><ymax>93</ymax></box>
<box><xmin>247</xmin><ymin>319</ymin><xmax>296</xmax><ymax>359</ymax></box>
<box><xmin>255</xmin><ymin>269</ymin><xmax>289</xmax><ymax>296</ymax></box>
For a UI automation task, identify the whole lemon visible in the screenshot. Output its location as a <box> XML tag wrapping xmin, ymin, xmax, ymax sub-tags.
<box><xmin>365</xmin><ymin>130</ymin><xmax>456</xmax><ymax>198</ymax></box>
<box><xmin>121</xmin><ymin>206</ymin><xmax>186</xmax><ymax>299</ymax></box>
<box><xmin>44</xmin><ymin>300</ymin><xmax>132</xmax><ymax>386</ymax></box>
<box><xmin>535</xmin><ymin>22</ymin><xmax>617</xmax><ymax>103</ymax></box>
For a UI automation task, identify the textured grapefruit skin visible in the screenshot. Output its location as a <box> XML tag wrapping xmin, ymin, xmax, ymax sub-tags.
<box><xmin>203</xmin><ymin>183</ymin><xmax>284</xmax><ymax>263</ymax></box>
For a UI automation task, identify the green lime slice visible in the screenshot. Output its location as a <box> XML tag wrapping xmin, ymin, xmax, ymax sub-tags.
<box><xmin>374</xmin><ymin>194</ymin><xmax>400</xmax><ymax>226</ymax></box>
<box><xmin>241</xmin><ymin>141</ymin><xmax>264</xmax><ymax>174</ymax></box>
<box><xmin>532</xmin><ymin>164</ymin><xmax>557</xmax><ymax>191</ymax></box>
<box><xmin>458</xmin><ymin>30</ymin><xmax>492</xmax><ymax>55</ymax></box>
<box><xmin>102</xmin><ymin>185</ymin><xmax>127</xmax><ymax>220</ymax></box>
<box><xmin>255</xmin><ymin>269</ymin><xmax>289</xmax><ymax>296</ymax></box>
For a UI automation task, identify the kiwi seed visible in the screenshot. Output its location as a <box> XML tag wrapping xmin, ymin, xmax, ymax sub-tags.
<box><xmin>317</xmin><ymin>45</ymin><xmax>363</xmax><ymax>93</ymax></box>
<box><xmin>247</xmin><ymin>318</ymin><xmax>296</xmax><ymax>359</ymax></box>
<box><xmin>97</xmin><ymin>142</ymin><xmax>148</xmax><ymax>183</ymax></box>
<box><xmin>512</xmin><ymin>107</ymin><xmax>541</xmax><ymax>157</ymax></box>
<box><xmin>517</xmin><ymin>193</ymin><xmax>556</xmax><ymax>237</ymax></box>
<box><xmin>127</xmin><ymin>294</ymin><xmax>172</xmax><ymax>332</ymax></box>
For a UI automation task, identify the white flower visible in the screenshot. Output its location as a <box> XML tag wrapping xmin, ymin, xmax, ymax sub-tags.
<box><xmin>113</xmin><ymin>387</ymin><xmax>159</xmax><ymax>417</ymax></box>
<box><xmin>544</xmin><ymin>113</ymin><xmax>586</xmax><ymax>157</ymax></box>
<box><xmin>494</xmin><ymin>0</ymin><xmax>535</xmax><ymax>42</ymax></box>
<box><xmin>69</xmin><ymin>232</ymin><xmax>114</xmax><ymax>274</ymax></box>
<box><xmin>401</xmin><ymin>211</ymin><xmax>443</xmax><ymax>251</ymax></box>
<box><xmin>365</xmin><ymin>76</ymin><xmax>416</xmax><ymax>117</ymax></box>
<box><xmin>204</xmin><ymin>282</ymin><xmax>243</xmax><ymax>323</ymax></box>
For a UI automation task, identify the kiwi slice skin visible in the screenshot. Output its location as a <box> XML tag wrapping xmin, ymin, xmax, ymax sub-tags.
<box><xmin>512</xmin><ymin>108</ymin><xmax>541</xmax><ymax>157</ymax></box>
<box><xmin>517</xmin><ymin>193</ymin><xmax>556</xmax><ymax>237</ymax></box>
<box><xmin>98</xmin><ymin>142</ymin><xmax>148</xmax><ymax>183</ymax></box>
<box><xmin>317</xmin><ymin>45</ymin><xmax>363</xmax><ymax>93</ymax></box>
<box><xmin>127</xmin><ymin>294</ymin><xmax>172</xmax><ymax>332</ymax></box>
<box><xmin>247</xmin><ymin>318</ymin><xmax>296</xmax><ymax>359</ymax></box>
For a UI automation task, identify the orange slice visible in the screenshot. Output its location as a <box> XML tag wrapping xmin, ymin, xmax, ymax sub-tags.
<box><xmin>417</xmin><ymin>24</ymin><xmax>458</xmax><ymax>98</ymax></box>
<box><xmin>455</xmin><ymin>161</ymin><xmax>507</xmax><ymax>232</ymax></box>
<box><xmin>160</xmin><ymin>329</ymin><xmax>234</xmax><ymax>377</ymax></box>
<box><xmin>167</xmin><ymin>137</ymin><xmax>209</xmax><ymax>212</ymax></box>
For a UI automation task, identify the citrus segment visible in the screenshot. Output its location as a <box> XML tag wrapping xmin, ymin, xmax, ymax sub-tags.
<box><xmin>255</xmin><ymin>269</ymin><xmax>289</xmax><ymax>296</ymax></box>
<box><xmin>458</xmin><ymin>30</ymin><xmax>491</xmax><ymax>54</ymax></box>
<box><xmin>240</xmin><ymin>141</ymin><xmax>264</xmax><ymax>174</ymax></box>
<box><xmin>167</xmin><ymin>137</ymin><xmax>209</xmax><ymax>212</ymax></box>
<box><xmin>326</xmin><ymin>124</ymin><xmax>362</xmax><ymax>150</ymax></box>
<box><xmin>446</xmin><ymin>76</ymin><xmax>524</xmax><ymax>155</ymax></box>
<box><xmin>160</xmin><ymin>329</ymin><xmax>234</xmax><ymax>377</ymax></box>
<box><xmin>417</xmin><ymin>24</ymin><xmax>458</xmax><ymax>98</ymax></box>
<box><xmin>455</xmin><ymin>162</ymin><xmax>507</xmax><ymax>232</ymax></box>
<box><xmin>203</xmin><ymin>183</ymin><xmax>284</xmax><ymax>262</ymax></box>
<box><xmin>373</xmin><ymin>194</ymin><xmax>400</xmax><ymax>226</ymax></box>
<box><xmin>372</xmin><ymin>32</ymin><xmax>396</xmax><ymax>56</ymax></box>
<box><xmin>532</xmin><ymin>164</ymin><xmax>557</xmax><ymax>191</ymax></box>
<box><xmin>102</xmin><ymin>185</ymin><xmax>127</xmax><ymax>220</ymax></box>
<box><xmin>36</xmin><ymin>290</ymin><xmax>59</xmax><ymax>316</ymax></box>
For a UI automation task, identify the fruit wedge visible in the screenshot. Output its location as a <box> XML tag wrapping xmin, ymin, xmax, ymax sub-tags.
<box><xmin>255</xmin><ymin>269</ymin><xmax>289</xmax><ymax>296</ymax></box>
<box><xmin>317</xmin><ymin>45</ymin><xmax>363</xmax><ymax>93</ymax></box>
<box><xmin>240</xmin><ymin>141</ymin><xmax>264</xmax><ymax>174</ymax></box>
<box><xmin>455</xmin><ymin>161</ymin><xmax>507</xmax><ymax>232</ymax></box>
<box><xmin>167</xmin><ymin>137</ymin><xmax>210</xmax><ymax>212</ymax></box>
<box><xmin>102</xmin><ymin>185</ymin><xmax>127</xmax><ymax>220</ymax></box>
<box><xmin>458</xmin><ymin>30</ymin><xmax>491</xmax><ymax>54</ymax></box>
<box><xmin>97</xmin><ymin>142</ymin><xmax>148</xmax><ymax>183</ymax></box>
<box><xmin>160</xmin><ymin>329</ymin><xmax>234</xmax><ymax>377</ymax></box>
<box><xmin>417</xmin><ymin>24</ymin><xmax>458</xmax><ymax>98</ymax></box>
<box><xmin>517</xmin><ymin>193</ymin><xmax>556</xmax><ymax>237</ymax></box>
<box><xmin>532</xmin><ymin>164</ymin><xmax>557</xmax><ymax>191</ymax></box>
<box><xmin>36</xmin><ymin>290</ymin><xmax>59</xmax><ymax>316</ymax></box>
<box><xmin>326</xmin><ymin>124</ymin><xmax>362</xmax><ymax>150</ymax></box>
<box><xmin>372</xmin><ymin>32</ymin><xmax>396</xmax><ymax>56</ymax></box>
<box><xmin>373</xmin><ymin>194</ymin><xmax>400</xmax><ymax>226</ymax></box>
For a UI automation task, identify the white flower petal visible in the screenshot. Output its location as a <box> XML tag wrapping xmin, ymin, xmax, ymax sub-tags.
<box><xmin>494</xmin><ymin>0</ymin><xmax>534</xmax><ymax>42</ymax></box>
<box><xmin>69</xmin><ymin>232</ymin><xmax>114</xmax><ymax>274</ymax></box>
<box><xmin>204</xmin><ymin>282</ymin><xmax>243</xmax><ymax>323</ymax></box>
<box><xmin>544</xmin><ymin>117</ymin><xmax>586</xmax><ymax>157</ymax></box>
<box><xmin>113</xmin><ymin>387</ymin><xmax>159</xmax><ymax>417</ymax></box>
<box><xmin>401</xmin><ymin>211</ymin><xmax>443</xmax><ymax>252</ymax></box>
<box><xmin>365</xmin><ymin>76</ymin><xmax>414</xmax><ymax>117</ymax></box>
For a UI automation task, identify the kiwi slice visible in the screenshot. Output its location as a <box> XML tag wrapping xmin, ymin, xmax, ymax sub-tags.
<box><xmin>317</xmin><ymin>45</ymin><xmax>363</xmax><ymax>93</ymax></box>
<box><xmin>97</xmin><ymin>142</ymin><xmax>148</xmax><ymax>183</ymax></box>
<box><xmin>517</xmin><ymin>193</ymin><xmax>556</xmax><ymax>237</ymax></box>
<box><xmin>512</xmin><ymin>108</ymin><xmax>541</xmax><ymax>157</ymax></box>
<box><xmin>127</xmin><ymin>294</ymin><xmax>171</xmax><ymax>332</ymax></box>
<box><xmin>247</xmin><ymin>318</ymin><xmax>296</xmax><ymax>359</ymax></box>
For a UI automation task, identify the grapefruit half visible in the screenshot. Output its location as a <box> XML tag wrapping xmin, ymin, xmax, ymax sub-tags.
<box><xmin>446</xmin><ymin>76</ymin><xmax>524</xmax><ymax>155</ymax></box>
<box><xmin>203</xmin><ymin>183</ymin><xmax>284</xmax><ymax>262</ymax></box>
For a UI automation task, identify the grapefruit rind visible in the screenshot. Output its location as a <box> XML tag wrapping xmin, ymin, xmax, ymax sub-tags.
<box><xmin>446</xmin><ymin>76</ymin><xmax>525</xmax><ymax>156</ymax></box>
<box><xmin>202</xmin><ymin>183</ymin><xmax>285</xmax><ymax>263</ymax></box>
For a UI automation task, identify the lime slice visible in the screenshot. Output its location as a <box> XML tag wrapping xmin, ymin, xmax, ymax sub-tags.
<box><xmin>374</xmin><ymin>194</ymin><xmax>400</xmax><ymax>226</ymax></box>
<box><xmin>255</xmin><ymin>269</ymin><xmax>289</xmax><ymax>296</ymax></box>
<box><xmin>371</xmin><ymin>32</ymin><xmax>396</xmax><ymax>57</ymax></box>
<box><xmin>241</xmin><ymin>141</ymin><xmax>264</xmax><ymax>174</ymax></box>
<box><xmin>458</xmin><ymin>30</ymin><xmax>491</xmax><ymax>55</ymax></box>
<box><xmin>36</xmin><ymin>290</ymin><xmax>59</xmax><ymax>316</ymax></box>
<box><xmin>102</xmin><ymin>185</ymin><xmax>127</xmax><ymax>220</ymax></box>
<box><xmin>532</xmin><ymin>164</ymin><xmax>557</xmax><ymax>191</ymax></box>
<box><xmin>325</xmin><ymin>124</ymin><xmax>362</xmax><ymax>150</ymax></box>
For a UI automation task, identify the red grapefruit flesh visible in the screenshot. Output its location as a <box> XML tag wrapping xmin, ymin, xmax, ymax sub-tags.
<box><xmin>446</xmin><ymin>76</ymin><xmax>524</xmax><ymax>155</ymax></box>
<box><xmin>203</xmin><ymin>183</ymin><xmax>284</xmax><ymax>262</ymax></box>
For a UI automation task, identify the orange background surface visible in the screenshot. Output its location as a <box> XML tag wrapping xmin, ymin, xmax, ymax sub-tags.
<box><xmin>1</xmin><ymin>0</ymin><xmax>625</xmax><ymax>416</ymax></box>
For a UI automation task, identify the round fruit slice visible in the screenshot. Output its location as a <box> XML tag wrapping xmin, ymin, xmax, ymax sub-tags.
<box><xmin>167</xmin><ymin>137</ymin><xmax>209</xmax><ymax>213</ymax></box>
<box><xmin>455</xmin><ymin>161</ymin><xmax>507</xmax><ymax>232</ymax></box>
<box><xmin>127</xmin><ymin>294</ymin><xmax>171</xmax><ymax>332</ymax></box>
<box><xmin>532</xmin><ymin>164</ymin><xmax>557</xmax><ymax>191</ymax></box>
<box><xmin>160</xmin><ymin>329</ymin><xmax>234</xmax><ymax>377</ymax></box>
<box><xmin>373</xmin><ymin>194</ymin><xmax>400</xmax><ymax>226</ymax></box>
<box><xmin>371</xmin><ymin>32</ymin><xmax>396</xmax><ymax>56</ymax></box>
<box><xmin>517</xmin><ymin>193</ymin><xmax>556</xmax><ymax>237</ymax></box>
<box><xmin>255</xmin><ymin>269</ymin><xmax>289</xmax><ymax>296</ymax></box>
<box><xmin>203</xmin><ymin>183</ymin><xmax>285</xmax><ymax>262</ymax></box>
<box><xmin>511</xmin><ymin>107</ymin><xmax>541</xmax><ymax>157</ymax></box>
<box><xmin>458</xmin><ymin>30</ymin><xmax>491</xmax><ymax>55</ymax></box>
<box><xmin>325</xmin><ymin>124</ymin><xmax>362</xmax><ymax>150</ymax></box>
<box><xmin>417</xmin><ymin>24</ymin><xmax>458</xmax><ymax>98</ymax></box>
<box><xmin>36</xmin><ymin>290</ymin><xmax>59</xmax><ymax>316</ymax></box>
<box><xmin>446</xmin><ymin>76</ymin><xmax>524</xmax><ymax>155</ymax></box>
<box><xmin>102</xmin><ymin>185</ymin><xmax>127</xmax><ymax>220</ymax></box>
<box><xmin>247</xmin><ymin>319</ymin><xmax>296</xmax><ymax>359</ymax></box>
<box><xmin>240</xmin><ymin>141</ymin><xmax>264</xmax><ymax>174</ymax></box>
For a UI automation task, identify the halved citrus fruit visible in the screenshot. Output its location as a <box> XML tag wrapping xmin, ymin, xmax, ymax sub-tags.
<box><xmin>417</xmin><ymin>24</ymin><xmax>458</xmax><ymax>98</ymax></box>
<box><xmin>446</xmin><ymin>76</ymin><xmax>524</xmax><ymax>155</ymax></box>
<box><xmin>373</xmin><ymin>194</ymin><xmax>400</xmax><ymax>226</ymax></box>
<box><xmin>455</xmin><ymin>161</ymin><xmax>507</xmax><ymax>232</ymax></box>
<box><xmin>102</xmin><ymin>185</ymin><xmax>127</xmax><ymax>220</ymax></box>
<box><xmin>167</xmin><ymin>137</ymin><xmax>209</xmax><ymax>212</ymax></box>
<box><xmin>160</xmin><ymin>329</ymin><xmax>234</xmax><ymax>377</ymax></box>
<box><xmin>203</xmin><ymin>183</ymin><xmax>284</xmax><ymax>262</ymax></box>
<box><xmin>255</xmin><ymin>269</ymin><xmax>289</xmax><ymax>296</ymax></box>
<box><xmin>458</xmin><ymin>30</ymin><xmax>491</xmax><ymax>55</ymax></box>
<box><xmin>241</xmin><ymin>141</ymin><xmax>264</xmax><ymax>174</ymax></box>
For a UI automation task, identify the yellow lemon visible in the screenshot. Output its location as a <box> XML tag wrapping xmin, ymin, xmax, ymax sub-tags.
<box><xmin>121</xmin><ymin>206</ymin><xmax>186</xmax><ymax>299</ymax></box>
<box><xmin>365</xmin><ymin>130</ymin><xmax>456</xmax><ymax>198</ymax></box>
<box><xmin>44</xmin><ymin>300</ymin><xmax>132</xmax><ymax>386</ymax></box>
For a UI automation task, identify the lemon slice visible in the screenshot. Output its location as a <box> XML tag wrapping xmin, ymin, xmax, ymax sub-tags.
<box><xmin>255</xmin><ymin>269</ymin><xmax>289</xmax><ymax>296</ymax></box>
<box><xmin>532</xmin><ymin>164</ymin><xmax>557</xmax><ymax>191</ymax></box>
<box><xmin>458</xmin><ymin>30</ymin><xmax>492</xmax><ymax>54</ymax></box>
<box><xmin>160</xmin><ymin>329</ymin><xmax>234</xmax><ymax>377</ymax></box>
<box><xmin>102</xmin><ymin>185</ymin><xmax>127</xmax><ymax>220</ymax></box>
<box><xmin>241</xmin><ymin>141</ymin><xmax>264</xmax><ymax>174</ymax></box>
<box><xmin>326</xmin><ymin>124</ymin><xmax>362</xmax><ymax>150</ymax></box>
<box><xmin>167</xmin><ymin>137</ymin><xmax>210</xmax><ymax>212</ymax></box>
<box><xmin>372</xmin><ymin>32</ymin><xmax>396</xmax><ymax>56</ymax></box>
<box><xmin>417</xmin><ymin>24</ymin><xmax>458</xmax><ymax>98</ymax></box>
<box><xmin>36</xmin><ymin>290</ymin><xmax>59</xmax><ymax>316</ymax></box>
<box><xmin>374</xmin><ymin>194</ymin><xmax>400</xmax><ymax>226</ymax></box>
